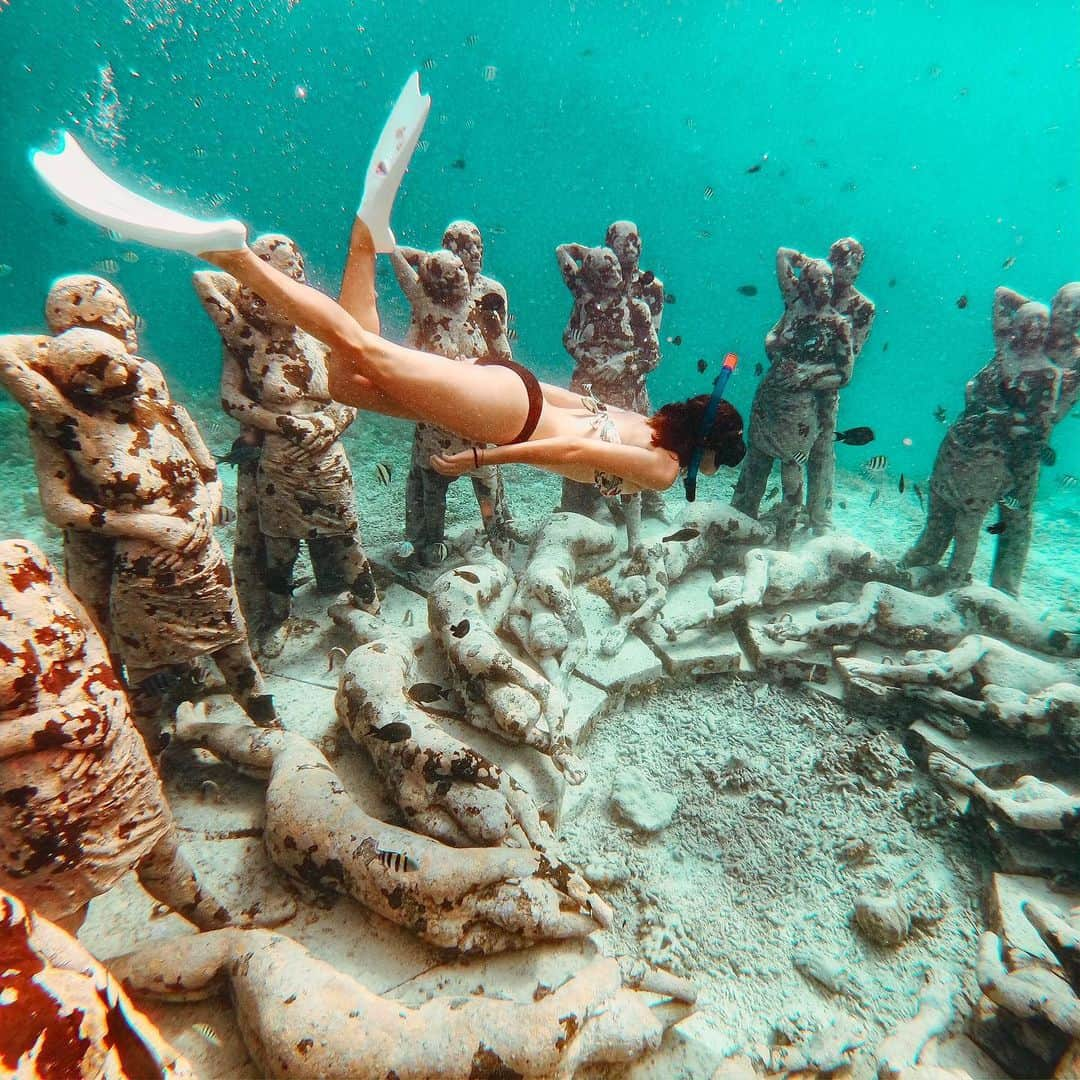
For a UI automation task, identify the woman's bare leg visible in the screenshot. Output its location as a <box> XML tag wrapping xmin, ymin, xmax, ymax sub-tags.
<box><xmin>339</xmin><ymin>218</ymin><xmax>381</xmax><ymax>333</ymax></box>
<box><xmin>206</xmin><ymin>243</ymin><xmax>537</xmax><ymax>445</ymax></box>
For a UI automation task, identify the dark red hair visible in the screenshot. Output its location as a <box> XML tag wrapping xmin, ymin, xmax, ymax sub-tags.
<box><xmin>648</xmin><ymin>395</ymin><xmax>746</xmax><ymax>470</ymax></box>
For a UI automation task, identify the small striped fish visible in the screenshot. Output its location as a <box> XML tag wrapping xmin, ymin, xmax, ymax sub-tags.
<box><xmin>192</xmin><ymin>1023</ymin><xmax>221</xmax><ymax>1047</ymax></box>
<box><xmin>194</xmin><ymin>146</ymin><xmax>207</xmax><ymax>159</ymax></box>
<box><xmin>483</xmin><ymin>65</ymin><xmax>497</xmax><ymax>81</ymax></box>
<box><xmin>703</xmin><ymin>185</ymin><xmax>715</xmax><ymax>200</ymax></box>
<box><xmin>208</xmin><ymin>193</ymin><xmax>225</xmax><ymax>210</ymax></box>
<box><xmin>464</xmin><ymin>33</ymin><xmax>479</xmax><ymax>47</ymax></box>
<box><xmin>120</xmin><ymin>250</ymin><xmax>139</xmax><ymax>263</ymax></box>
<box><xmin>1060</xmin><ymin>474</ymin><xmax>1078</xmax><ymax>489</ymax></box>
<box><xmin>1000</xmin><ymin>493</ymin><xmax>1021</xmax><ymax>511</ymax></box>
<box><xmin>375</xmin><ymin>462</ymin><xmax>392</xmax><ymax>485</ymax></box>
<box><xmin>791</xmin><ymin>450</ymin><xmax>809</xmax><ymax>466</ymax></box>
<box><xmin>863</xmin><ymin>455</ymin><xmax>888</xmax><ymax>472</ymax></box>
<box><xmin>430</xmin><ymin>542</ymin><xmax>449</xmax><ymax>562</ymax></box>
<box><xmin>377</xmin><ymin>847</ymin><xmax>417</xmax><ymax>873</ymax></box>
<box><xmin>94</xmin><ymin>258</ymin><xmax>120</xmax><ymax>274</ymax></box>
<box><xmin>423</xmin><ymin>57</ymin><xmax>437</xmax><ymax>70</ymax></box>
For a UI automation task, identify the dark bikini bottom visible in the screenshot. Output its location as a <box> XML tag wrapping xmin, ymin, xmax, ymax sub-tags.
<box><xmin>475</xmin><ymin>356</ymin><xmax>544</xmax><ymax>444</ymax></box>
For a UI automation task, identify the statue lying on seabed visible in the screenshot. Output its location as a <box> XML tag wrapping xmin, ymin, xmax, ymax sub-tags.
<box><xmin>837</xmin><ymin>636</ymin><xmax>1080</xmax><ymax>753</ymax></box>
<box><xmin>110</xmin><ymin>928</ymin><xmax>696</xmax><ymax>1080</ymax></box>
<box><xmin>170</xmin><ymin>703</ymin><xmax>608</xmax><ymax>953</ymax></box>
<box><xmin>427</xmin><ymin>560</ymin><xmax>585</xmax><ymax>783</ymax></box>
<box><xmin>331</xmin><ymin>606</ymin><xmax>592</xmax><ymax>864</ymax></box>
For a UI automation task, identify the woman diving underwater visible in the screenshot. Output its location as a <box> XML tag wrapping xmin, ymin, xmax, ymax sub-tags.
<box><xmin>32</xmin><ymin>75</ymin><xmax>745</xmax><ymax>501</ymax></box>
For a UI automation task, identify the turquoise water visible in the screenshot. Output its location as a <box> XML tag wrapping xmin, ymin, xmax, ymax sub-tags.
<box><xmin>2</xmin><ymin>0</ymin><xmax>1078</xmax><ymax>479</ymax></box>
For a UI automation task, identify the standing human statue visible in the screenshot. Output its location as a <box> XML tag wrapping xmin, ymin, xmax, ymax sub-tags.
<box><xmin>805</xmin><ymin>237</ymin><xmax>874</xmax><ymax>532</ymax></box>
<box><xmin>0</xmin><ymin>327</ymin><xmax>275</xmax><ymax>726</ymax></box>
<box><xmin>902</xmin><ymin>287</ymin><xmax>1062</xmax><ymax>590</ymax></box>
<box><xmin>989</xmin><ymin>283</ymin><xmax>1079</xmax><ymax>594</ymax></box>
<box><xmin>392</xmin><ymin>228</ymin><xmax>516</xmax><ymax>566</ymax></box>
<box><xmin>193</xmin><ymin>234</ymin><xmax>380</xmax><ymax>656</ymax></box>
<box><xmin>556</xmin><ymin>238</ymin><xmax>661</xmax><ymax>551</ymax></box>
<box><xmin>731</xmin><ymin>249</ymin><xmax>854</xmax><ymax>546</ymax></box>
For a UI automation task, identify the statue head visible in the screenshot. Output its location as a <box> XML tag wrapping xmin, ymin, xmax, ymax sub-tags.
<box><xmin>605</xmin><ymin>221</ymin><xmax>641</xmax><ymax>274</ymax></box>
<box><xmin>418</xmin><ymin>249</ymin><xmax>470</xmax><ymax>306</ymax></box>
<box><xmin>1049</xmin><ymin>282</ymin><xmax>1080</xmax><ymax>342</ymax></box>
<box><xmin>49</xmin><ymin>327</ymin><xmax>143</xmax><ymax>404</ymax></box>
<box><xmin>828</xmin><ymin>237</ymin><xmax>864</xmax><ymax>287</ymax></box>
<box><xmin>581</xmin><ymin>247</ymin><xmax>624</xmax><ymax>293</ymax></box>
<box><xmin>799</xmin><ymin>258</ymin><xmax>835</xmax><ymax>308</ymax></box>
<box><xmin>237</xmin><ymin>234</ymin><xmax>306</xmax><ymax>326</ymax></box>
<box><xmin>45</xmin><ymin>275</ymin><xmax>138</xmax><ymax>353</ymax></box>
<box><xmin>442</xmin><ymin>220</ymin><xmax>483</xmax><ymax>280</ymax></box>
<box><xmin>1009</xmin><ymin>301</ymin><xmax>1050</xmax><ymax>357</ymax></box>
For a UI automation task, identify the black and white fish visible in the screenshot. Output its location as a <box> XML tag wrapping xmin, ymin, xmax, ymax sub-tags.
<box><xmin>192</xmin><ymin>1023</ymin><xmax>221</xmax><ymax>1047</ymax></box>
<box><xmin>94</xmin><ymin>258</ymin><xmax>120</xmax><ymax>274</ymax></box>
<box><xmin>792</xmin><ymin>450</ymin><xmax>809</xmax><ymax>466</ymax></box>
<box><xmin>430</xmin><ymin>541</ymin><xmax>450</xmax><ymax>562</ymax></box>
<box><xmin>932</xmin><ymin>406</ymin><xmax>948</xmax><ymax>423</ymax></box>
<box><xmin>482</xmin><ymin>65</ymin><xmax>497</xmax><ymax>81</ymax></box>
<box><xmin>1060</xmin><ymin>474</ymin><xmax>1078</xmax><ymax>489</ymax></box>
<box><xmin>703</xmin><ymin>185</ymin><xmax>715</xmax><ymax>200</ymax></box>
<box><xmin>216</xmin><ymin>504</ymin><xmax>236</xmax><ymax>525</ymax></box>
<box><xmin>1000</xmin><ymin>492</ymin><xmax>1021</xmax><ymax>511</ymax></box>
<box><xmin>376</xmin><ymin>847</ymin><xmax>417</xmax><ymax>873</ymax></box>
<box><xmin>375</xmin><ymin>462</ymin><xmax>392</xmax><ymax>485</ymax></box>
<box><xmin>217</xmin><ymin>437</ymin><xmax>262</xmax><ymax>467</ymax></box>
<box><xmin>120</xmin><ymin>250</ymin><xmax>139</xmax><ymax>264</ymax></box>
<box><xmin>1040</xmin><ymin>444</ymin><xmax>1057</xmax><ymax>467</ymax></box>
<box><xmin>863</xmin><ymin>455</ymin><xmax>888</xmax><ymax>472</ymax></box>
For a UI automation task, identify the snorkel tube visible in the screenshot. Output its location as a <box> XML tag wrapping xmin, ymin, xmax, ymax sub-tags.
<box><xmin>684</xmin><ymin>351</ymin><xmax>738</xmax><ymax>502</ymax></box>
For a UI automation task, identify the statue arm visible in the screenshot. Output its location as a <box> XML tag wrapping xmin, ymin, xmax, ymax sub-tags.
<box><xmin>775</xmin><ymin>248</ymin><xmax>803</xmax><ymax>304</ymax></box>
<box><xmin>192</xmin><ymin>270</ymin><xmax>249</xmax><ymax>351</ymax></box>
<box><xmin>629</xmin><ymin>298</ymin><xmax>659</xmax><ymax>373</ymax></box>
<box><xmin>555</xmin><ymin>244</ymin><xmax>586</xmax><ymax>291</ymax></box>
<box><xmin>0</xmin><ymin>700</ymin><xmax>114</xmax><ymax>758</ymax></box>
<box><xmin>219</xmin><ymin>352</ymin><xmax>298</xmax><ymax>435</ymax></box>
<box><xmin>0</xmin><ymin>335</ymin><xmax>64</xmax><ymax>418</ymax></box>
<box><xmin>389</xmin><ymin>247</ymin><xmax>423</xmax><ymax>304</ymax></box>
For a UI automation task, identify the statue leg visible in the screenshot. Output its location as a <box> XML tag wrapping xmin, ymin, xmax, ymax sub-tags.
<box><xmin>309</xmin><ymin>533</ymin><xmax>380</xmax><ymax>613</ymax></box>
<box><xmin>262</xmin><ymin>536</ymin><xmax>300</xmax><ymax>629</ymax></box>
<box><xmin>418</xmin><ymin>465</ymin><xmax>452</xmax><ymax>564</ymax></box>
<box><xmin>945</xmin><ymin>510</ymin><xmax>982</xmax><ymax>584</ymax></box>
<box><xmin>901</xmin><ymin>489</ymin><xmax>956</xmax><ymax>568</ymax></box>
<box><xmin>730</xmin><ymin>447</ymin><xmax>773</xmax><ymax>518</ymax></box>
<box><xmin>560</xmin><ymin>476</ymin><xmax>602</xmax><ymax>518</ymax></box>
<box><xmin>774</xmin><ymin>459</ymin><xmax>805</xmax><ymax>548</ymax></box>
<box><xmin>806</xmin><ymin>391</ymin><xmax>838</xmax><ymax>534</ymax></box>
<box><xmin>136</xmin><ymin>826</ymin><xmax>293</xmax><ymax>929</ymax></box>
<box><xmin>62</xmin><ymin>529</ymin><xmax>115</xmax><ymax>650</ymax></box>
<box><xmin>404</xmin><ymin>458</ymin><xmax>425</xmax><ymax>547</ymax></box>
<box><xmin>620</xmin><ymin>493</ymin><xmax>642</xmax><ymax>555</ymax></box>
<box><xmin>471</xmin><ymin>469</ymin><xmax>511</xmax><ymax>558</ymax></box>
<box><xmin>231</xmin><ymin>459</ymin><xmax>269</xmax><ymax>638</ymax></box>
<box><xmin>211</xmin><ymin>641</ymin><xmax>278</xmax><ymax>726</ymax></box>
<box><xmin>991</xmin><ymin>458</ymin><xmax>1038</xmax><ymax>597</ymax></box>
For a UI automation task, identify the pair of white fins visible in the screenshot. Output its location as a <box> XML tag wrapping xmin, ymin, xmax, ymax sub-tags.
<box><xmin>32</xmin><ymin>73</ymin><xmax>431</xmax><ymax>257</ymax></box>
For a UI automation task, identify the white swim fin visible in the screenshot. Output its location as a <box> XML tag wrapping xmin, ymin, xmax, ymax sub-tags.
<box><xmin>356</xmin><ymin>72</ymin><xmax>431</xmax><ymax>254</ymax></box>
<box><xmin>32</xmin><ymin>132</ymin><xmax>247</xmax><ymax>257</ymax></box>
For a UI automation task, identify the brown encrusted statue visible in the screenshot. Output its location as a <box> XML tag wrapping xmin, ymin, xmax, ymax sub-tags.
<box><xmin>556</xmin><ymin>234</ymin><xmax>663</xmax><ymax>550</ymax></box>
<box><xmin>193</xmin><ymin>234</ymin><xmax>379</xmax><ymax>654</ymax></box>
<box><xmin>0</xmin><ymin>889</ymin><xmax>195</xmax><ymax>1079</ymax></box>
<box><xmin>0</xmin><ymin>327</ymin><xmax>275</xmax><ymax>725</ymax></box>
<box><xmin>731</xmin><ymin>250</ymin><xmax>855</xmax><ymax>545</ymax></box>
<box><xmin>27</xmin><ymin>274</ymin><xmax>166</xmax><ymax>652</ymax></box>
<box><xmin>0</xmin><ymin>540</ymin><xmax>292</xmax><ymax>933</ymax></box>
<box><xmin>902</xmin><ymin>288</ymin><xmax>1063</xmax><ymax>591</ymax></box>
<box><xmin>392</xmin><ymin>229</ymin><xmax>516</xmax><ymax>565</ymax></box>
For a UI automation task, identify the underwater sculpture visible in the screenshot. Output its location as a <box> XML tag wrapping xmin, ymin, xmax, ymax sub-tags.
<box><xmin>427</xmin><ymin>560</ymin><xmax>586</xmax><ymax>783</ymax></box>
<box><xmin>976</xmin><ymin>900</ymin><xmax>1080</xmax><ymax>1060</ymax></box>
<box><xmin>110</xmin><ymin>930</ymin><xmax>696</xmax><ymax>1080</ymax></box>
<box><xmin>807</xmin><ymin>237</ymin><xmax>875</xmax><ymax>532</ymax></box>
<box><xmin>0</xmin><ymin>328</ymin><xmax>274</xmax><ymax>725</ymax></box>
<box><xmin>193</xmin><ymin>233</ymin><xmax>379</xmax><ymax>655</ymax></box>
<box><xmin>764</xmin><ymin>580</ymin><xmax>1079</xmax><ymax>658</ymax></box>
<box><xmin>391</xmin><ymin>234</ymin><xmax>515</xmax><ymax>564</ymax></box>
<box><xmin>929</xmin><ymin>753</ymin><xmax>1080</xmax><ymax>835</ymax></box>
<box><xmin>731</xmin><ymin>249</ymin><xmax>855</xmax><ymax>544</ymax></box>
<box><xmin>556</xmin><ymin>236</ymin><xmax>662</xmax><ymax>550</ymax></box>
<box><xmin>27</xmin><ymin>274</ymin><xmax>164</xmax><ymax>647</ymax></box>
<box><xmin>662</xmin><ymin>533</ymin><xmax>908</xmax><ymax>638</ymax></box>
<box><xmin>902</xmin><ymin>287</ymin><xmax>1063</xmax><ymax>593</ymax></box>
<box><xmin>0</xmin><ymin>540</ymin><xmax>290</xmax><ymax>932</ymax></box>
<box><xmin>0</xmin><ymin>889</ymin><xmax>195</xmax><ymax>1079</ymax></box>
<box><xmin>991</xmin><ymin>281</ymin><xmax>1080</xmax><ymax>596</ymax></box>
<box><xmin>838</xmin><ymin>637</ymin><xmax>1080</xmax><ymax>752</ymax></box>
<box><xmin>331</xmin><ymin>606</ymin><xmax>602</xmax><ymax>870</ymax></box>
<box><xmin>503</xmin><ymin>511</ymin><xmax>620</xmax><ymax>687</ymax></box>
<box><xmin>170</xmin><ymin>703</ymin><xmax>607</xmax><ymax>952</ymax></box>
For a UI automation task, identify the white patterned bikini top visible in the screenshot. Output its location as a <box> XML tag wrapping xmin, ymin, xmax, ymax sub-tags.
<box><xmin>580</xmin><ymin>385</ymin><xmax>624</xmax><ymax>498</ymax></box>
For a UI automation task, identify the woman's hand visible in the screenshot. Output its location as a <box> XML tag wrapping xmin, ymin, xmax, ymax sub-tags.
<box><xmin>430</xmin><ymin>450</ymin><xmax>479</xmax><ymax>477</ymax></box>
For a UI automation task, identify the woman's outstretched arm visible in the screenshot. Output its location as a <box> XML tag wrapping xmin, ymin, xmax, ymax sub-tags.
<box><xmin>431</xmin><ymin>437</ymin><xmax>679</xmax><ymax>493</ymax></box>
